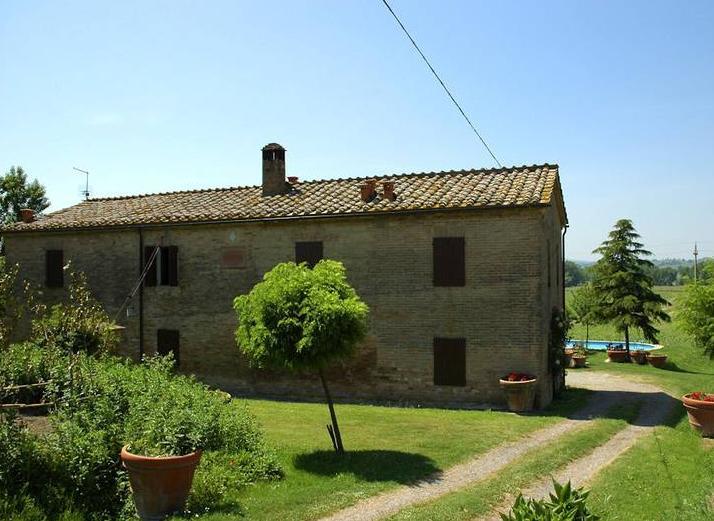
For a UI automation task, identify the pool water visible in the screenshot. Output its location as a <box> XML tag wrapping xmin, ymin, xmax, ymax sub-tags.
<box><xmin>566</xmin><ymin>340</ymin><xmax>660</xmax><ymax>351</ymax></box>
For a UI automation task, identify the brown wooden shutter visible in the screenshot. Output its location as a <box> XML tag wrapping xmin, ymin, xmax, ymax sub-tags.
<box><xmin>157</xmin><ymin>329</ymin><xmax>180</xmax><ymax>365</ymax></box>
<box><xmin>295</xmin><ymin>241</ymin><xmax>324</xmax><ymax>268</ymax></box>
<box><xmin>45</xmin><ymin>250</ymin><xmax>64</xmax><ymax>288</ymax></box>
<box><xmin>166</xmin><ymin>246</ymin><xmax>178</xmax><ymax>286</ymax></box>
<box><xmin>433</xmin><ymin>237</ymin><xmax>465</xmax><ymax>286</ymax></box>
<box><xmin>144</xmin><ymin>246</ymin><xmax>157</xmax><ymax>287</ymax></box>
<box><xmin>433</xmin><ymin>337</ymin><xmax>466</xmax><ymax>386</ymax></box>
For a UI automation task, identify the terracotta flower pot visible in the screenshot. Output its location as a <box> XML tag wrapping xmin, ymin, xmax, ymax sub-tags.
<box><xmin>647</xmin><ymin>354</ymin><xmax>668</xmax><ymax>369</ymax></box>
<box><xmin>631</xmin><ymin>351</ymin><xmax>648</xmax><ymax>365</ymax></box>
<box><xmin>499</xmin><ymin>376</ymin><xmax>537</xmax><ymax>412</ymax></box>
<box><xmin>563</xmin><ymin>352</ymin><xmax>574</xmax><ymax>368</ymax></box>
<box><xmin>121</xmin><ymin>446</ymin><xmax>202</xmax><ymax>521</ymax></box>
<box><xmin>571</xmin><ymin>355</ymin><xmax>587</xmax><ymax>368</ymax></box>
<box><xmin>682</xmin><ymin>394</ymin><xmax>714</xmax><ymax>437</ymax></box>
<box><xmin>607</xmin><ymin>350</ymin><xmax>629</xmax><ymax>363</ymax></box>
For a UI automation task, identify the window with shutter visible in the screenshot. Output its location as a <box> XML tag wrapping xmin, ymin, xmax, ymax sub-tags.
<box><xmin>45</xmin><ymin>250</ymin><xmax>64</xmax><ymax>288</ymax></box>
<box><xmin>433</xmin><ymin>337</ymin><xmax>466</xmax><ymax>386</ymax></box>
<box><xmin>433</xmin><ymin>237</ymin><xmax>465</xmax><ymax>286</ymax></box>
<box><xmin>157</xmin><ymin>329</ymin><xmax>180</xmax><ymax>365</ymax></box>
<box><xmin>295</xmin><ymin>241</ymin><xmax>323</xmax><ymax>268</ymax></box>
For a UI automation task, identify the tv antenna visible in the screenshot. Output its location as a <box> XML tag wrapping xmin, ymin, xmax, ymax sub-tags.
<box><xmin>73</xmin><ymin>167</ymin><xmax>90</xmax><ymax>200</ymax></box>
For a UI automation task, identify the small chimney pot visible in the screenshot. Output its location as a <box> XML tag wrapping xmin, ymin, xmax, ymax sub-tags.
<box><xmin>288</xmin><ymin>176</ymin><xmax>299</xmax><ymax>184</ymax></box>
<box><xmin>360</xmin><ymin>183</ymin><xmax>376</xmax><ymax>202</ymax></box>
<box><xmin>19</xmin><ymin>208</ymin><xmax>35</xmax><ymax>223</ymax></box>
<box><xmin>382</xmin><ymin>181</ymin><xmax>396</xmax><ymax>201</ymax></box>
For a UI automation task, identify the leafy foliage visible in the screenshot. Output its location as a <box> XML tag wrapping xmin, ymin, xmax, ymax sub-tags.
<box><xmin>0</xmin><ymin>166</ymin><xmax>49</xmax><ymax>226</ymax></box>
<box><xmin>234</xmin><ymin>260</ymin><xmax>369</xmax><ymax>371</ymax></box>
<box><xmin>549</xmin><ymin>308</ymin><xmax>569</xmax><ymax>394</ymax></box>
<box><xmin>590</xmin><ymin>219</ymin><xmax>670</xmax><ymax>350</ymax></box>
<box><xmin>0</xmin><ymin>260</ymin><xmax>23</xmax><ymax>347</ymax></box>
<box><xmin>500</xmin><ymin>480</ymin><xmax>599</xmax><ymax>521</ymax></box>
<box><xmin>0</xmin><ymin>344</ymin><xmax>281</xmax><ymax>520</ymax></box>
<box><xmin>678</xmin><ymin>282</ymin><xmax>714</xmax><ymax>358</ymax></box>
<box><xmin>568</xmin><ymin>283</ymin><xmax>599</xmax><ymax>345</ymax></box>
<box><xmin>31</xmin><ymin>269</ymin><xmax>119</xmax><ymax>355</ymax></box>
<box><xmin>564</xmin><ymin>260</ymin><xmax>588</xmax><ymax>287</ymax></box>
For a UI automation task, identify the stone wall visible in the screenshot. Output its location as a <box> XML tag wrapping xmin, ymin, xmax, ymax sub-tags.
<box><xmin>3</xmin><ymin>206</ymin><xmax>563</xmax><ymax>408</ymax></box>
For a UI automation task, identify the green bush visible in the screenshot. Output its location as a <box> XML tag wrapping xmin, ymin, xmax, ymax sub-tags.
<box><xmin>501</xmin><ymin>481</ymin><xmax>599</xmax><ymax>521</ymax></box>
<box><xmin>0</xmin><ymin>346</ymin><xmax>281</xmax><ymax>520</ymax></box>
<box><xmin>31</xmin><ymin>270</ymin><xmax>119</xmax><ymax>355</ymax></box>
<box><xmin>234</xmin><ymin>260</ymin><xmax>369</xmax><ymax>371</ymax></box>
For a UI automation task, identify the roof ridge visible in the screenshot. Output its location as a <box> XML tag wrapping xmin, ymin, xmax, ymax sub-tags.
<box><xmin>87</xmin><ymin>163</ymin><xmax>558</xmax><ymax>202</ymax></box>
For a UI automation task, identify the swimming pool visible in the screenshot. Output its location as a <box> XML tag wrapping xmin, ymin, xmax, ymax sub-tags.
<box><xmin>566</xmin><ymin>340</ymin><xmax>661</xmax><ymax>351</ymax></box>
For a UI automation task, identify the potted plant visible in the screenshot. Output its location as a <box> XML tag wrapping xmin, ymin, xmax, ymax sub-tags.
<box><xmin>121</xmin><ymin>446</ymin><xmax>202</xmax><ymax>520</ymax></box>
<box><xmin>499</xmin><ymin>372</ymin><xmax>537</xmax><ymax>412</ymax></box>
<box><xmin>647</xmin><ymin>352</ymin><xmax>668</xmax><ymax>368</ymax></box>
<box><xmin>606</xmin><ymin>343</ymin><xmax>629</xmax><ymax>363</ymax></box>
<box><xmin>571</xmin><ymin>346</ymin><xmax>588</xmax><ymax>368</ymax></box>
<box><xmin>631</xmin><ymin>350</ymin><xmax>648</xmax><ymax>365</ymax></box>
<box><xmin>563</xmin><ymin>347</ymin><xmax>575</xmax><ymax>368</ymax></box>
<box><xmin>682</xmin><ymin>392</ymin><xmax>714</xmax><ymax>437</ymax></box>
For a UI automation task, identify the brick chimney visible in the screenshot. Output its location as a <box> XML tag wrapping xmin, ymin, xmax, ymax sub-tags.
<box><xmin>382</xmin><ymin>181</ymin><xmax>396</xmax><ymax>201</ymax></box>
<box><xmin>262</xmin><ymin>143</ymin><xmax>287</xmax><ymax>196</ymax></box>
<box><xmin>19</xmin><ymin>208</ymin><xmax>35</xmax><ymax>223</ymax></box>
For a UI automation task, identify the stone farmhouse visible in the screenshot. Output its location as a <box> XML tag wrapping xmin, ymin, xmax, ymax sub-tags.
<box><xmin>2</xmin><ymin>143</ymin><xmax>567</xmax><ymax>408</ymax></box>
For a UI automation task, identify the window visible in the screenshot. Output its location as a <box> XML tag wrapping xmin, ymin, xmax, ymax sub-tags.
<box><xmin>46</xmin><ymin>250</ymin><xmax>64</xmax><ymax>288</ymax></box>
<box><xmin>433</xmin><ymin>237</ymin><xmax>465</xmax><ymax>286</ymax></box>
<box><xmin>433</xmin><ymin>337</ymin><xmax>466</xmax><ymax>386</ymax></box>
<box><xmin>144</xmin><ymin>246</ymin><xmax>178</xmax><ymax>287</ymax></box>
<box><xmin>295</xmin><ymin>241</ymin><xmax>323</xmax><ymax>268</ymax></box>
<box><xmin>157</xmin><ymin>329</ymin><xmax>180</xmax><ymax>365</ymax></box>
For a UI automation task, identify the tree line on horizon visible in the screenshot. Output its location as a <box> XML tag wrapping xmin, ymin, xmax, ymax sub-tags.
<box><xmin>566</xmin><ymin>257</ymin><xmax>713</xmax><ymax>287</ymax></box>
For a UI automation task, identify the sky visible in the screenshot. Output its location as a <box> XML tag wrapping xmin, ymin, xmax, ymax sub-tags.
<box><xmin>1</xmin><ymin>0</ymin><xmax>712</xmax><ymax>260</ymax></box>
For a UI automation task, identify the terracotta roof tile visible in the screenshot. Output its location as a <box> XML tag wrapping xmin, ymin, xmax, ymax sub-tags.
<box><xmin>3</xmin><ymin>164</ymin><xmax>564</xmax><ymax>232</ymax></box>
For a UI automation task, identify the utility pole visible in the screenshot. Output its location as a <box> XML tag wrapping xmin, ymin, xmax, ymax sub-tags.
<box><xmin>694</xmin><ymin>242</ymin><xmax>699</xmax><ymax>284</ymax></box>
<box><xmin>73</xmin><ymin>167</ymin><xmax>90</xmax><ymax>200</ymax></box>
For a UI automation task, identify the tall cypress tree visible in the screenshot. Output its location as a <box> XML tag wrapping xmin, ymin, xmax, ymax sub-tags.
<box><xmin>591</xmin><ymin>219</ymin><xmax>670</xmax><ymax>356</ymax></box>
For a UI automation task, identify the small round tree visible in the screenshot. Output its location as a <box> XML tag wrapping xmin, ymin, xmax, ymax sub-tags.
<box><xmin>234</xmin><ymin>260</ymin><xmax>368</xmax><ymax>454</ymax></box>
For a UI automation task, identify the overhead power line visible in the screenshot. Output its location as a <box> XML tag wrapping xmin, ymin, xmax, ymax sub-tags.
<box><xmin>379</xmin><ymin>0</ymin><xmax>502</xmax><ymax>168</ymax></box>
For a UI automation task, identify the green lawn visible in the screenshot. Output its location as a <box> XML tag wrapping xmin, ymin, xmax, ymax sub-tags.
<box><xmin>567</xmin><ymin>286</ymin><xmax>714</xmax><ymax>520</ymax></box>
<box><xmin>191</xmin><ymin>391</ymin><xmax>587</xmax><ymax>520</ymax></box>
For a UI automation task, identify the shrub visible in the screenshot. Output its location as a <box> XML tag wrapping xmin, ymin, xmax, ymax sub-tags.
<box><xmin>678</xmin><ymin>282</ymin><xmax>714</xmax><ymax>359</ymax></box>
<box><xmin>44</xmin><ymin>353</ymin><xmax>281</xmax><ymax>518</ymax></box>
<box><xmin>0</xmin><ymin>261</ymin><xmax>23</xmax><ymax>347</ymax></box>
<box><xmin>501</xmin><ymin>481</ymin><xmax>599</xmax><ymax>521</ymax></box>
<box><xmin>31</xmin><ymin>269</ymin><xmax>119</xmax><ymax>355</ymax></box>
<box><xmin>0</xmin><ymin>342</ymin><xmax>69</xmax><ymax>404</ymax></box>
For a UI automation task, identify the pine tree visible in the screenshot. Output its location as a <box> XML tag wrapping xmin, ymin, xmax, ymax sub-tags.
<box><xmin>591</xmin><ymin>219</ymin><xmax>670</xmax><ymax>356</ymax></box>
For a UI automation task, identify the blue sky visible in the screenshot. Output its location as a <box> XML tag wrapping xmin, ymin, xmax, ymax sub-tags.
<box><xmin>1</xmin><ymin>0</ymin><xmax>712</xmax><ymax>260</ymax></box>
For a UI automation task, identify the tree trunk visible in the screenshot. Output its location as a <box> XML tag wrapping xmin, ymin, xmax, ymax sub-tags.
<box><xmin>624</xmin><ymin>325</ymin><xmax>630</xmax><ymax>361</ymax></box>
<box><xmin>319</xmin><ymin>369</ymin><xmax>345</xmax><ymax>454</ymax></box>
<box><xmin>585</xmin><ymin>323</ymin><xmax>590</xmax><ymax>349</ymax></box>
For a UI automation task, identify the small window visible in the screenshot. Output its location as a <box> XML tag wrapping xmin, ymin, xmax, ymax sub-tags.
<box><xmin>157</xmin><ymin>329</ymin><xmax>180</xmax><ymax>365</ymax></box>
<box><xmin>46</xmin><ymin>250</ymin><xmax>64</xmax><ymax>288</ymax></box>
<box><xmin>144</xmin><ymin>246</ymin><xmax>178</xmax><ymax>287</ymax></box>
<box><xmin>433</xmin><ymin>337</ymin><xmax>466</xmax><ymax>386</ymax></box>
<box><xmin>433</xmin><ymin>237</ymin><xmax>465</xmax><ymax>286</ymax></box>
<box><xmin>295</xmin><ymin>241</ymin><xmax>323</xmax><ymax>268</ymax></box>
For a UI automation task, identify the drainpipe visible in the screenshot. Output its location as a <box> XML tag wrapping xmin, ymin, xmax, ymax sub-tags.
<box><xmin>138</xmin><ymin>229</ymin><xmax>144</xmax><ymax>359</ymax></box>
<box><xmin>561</xmin><ymin>225</ymin><xmax>568</xmax><ymax>310</ymax></box>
